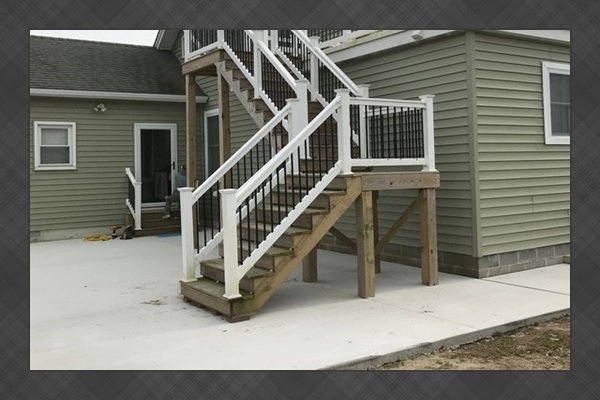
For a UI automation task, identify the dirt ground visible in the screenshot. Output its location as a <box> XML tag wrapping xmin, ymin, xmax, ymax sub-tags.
<box><xmin>377</xmin><ymin>315</ymin><xmax>570</xmax><ymax>370</ymax></box>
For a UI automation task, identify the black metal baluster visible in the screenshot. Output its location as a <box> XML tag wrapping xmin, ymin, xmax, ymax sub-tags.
<box><xmin>420</xmin><ymin>108</ymin><xmax>425</xmax><ymax>157</ymax></box>
<box><xmin>393</xmin><ymin>107</ymin><xmax>398</xmax><ymax>158</ymax></box>
<box><xmin>216</xmin><ymin>187</ymin><xmax>221</xmax><ymax>232</ymax></box>
<box><xmin>238</xmin><ymin>207</ymin><xmax>242</xmax><ymax>262</ymax></box>
<box><xmin>290</xmin><ymin>152</ymin><xmax>296</xmax><ymax>206</ymax></box>
<box><xmin>304</xmin><ymin>140</ymin><xmax>309</xmax><ymax>198</ymax></box>
<box><xmin>246</xmin><ymin>198</ymin><xmax>251</xmax><ymax>260</ymax></box>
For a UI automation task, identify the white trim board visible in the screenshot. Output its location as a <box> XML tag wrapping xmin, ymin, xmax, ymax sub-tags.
<box><xmin>134</xmin><ymin>123</ymin><xmax>178</xmax><ymax>207</ymax></box>
<box><xmin>31</xmin><ymin>88</ymin><xmax>208</xmax><ymax>103</ymax></box>
<box><xmin>204</xmin><ymin>108</ymin><xmax>220</xmax><ymax>179</ymax></box>
<box><xmin>325</xmin><ymin>30</ymin><xmax>570</xmax><ymax>63</ymax></box>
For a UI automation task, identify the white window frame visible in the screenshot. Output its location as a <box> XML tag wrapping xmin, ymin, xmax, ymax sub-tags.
<box><xmin>542</xmin><ymin>61</ymin><xmax>570</xmax><ymax>145</ymax></box>
<box><xmin>204</xmin><ymin>109</ymin><xmax>220</xmax><ymax>178</ymax></box>
<box><xmin>34</xmin><ymin>121</ymin><xmax>77</xmax><ymax>170</ymax></box>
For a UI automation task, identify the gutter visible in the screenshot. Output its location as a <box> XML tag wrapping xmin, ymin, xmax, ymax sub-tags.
<box><xmin>325</xmin><ymin>29</ymin><xmax>570</xmax><ymax>63</ymax></box>
<box><xmin>30</xmin><ymin>88</ymin><xmax>208</xmax><ymax>103</ymax></box>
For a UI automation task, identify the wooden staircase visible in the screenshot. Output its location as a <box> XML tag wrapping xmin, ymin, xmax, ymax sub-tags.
<box><xmin>134</xmin><ymin>210</ymin><xmax>181</xmax><ymax>237</ymax></box>
<box><xmin>180</xmin><ymin>174</ymin><xmax>361</xmax><ymax>322</ymax></box>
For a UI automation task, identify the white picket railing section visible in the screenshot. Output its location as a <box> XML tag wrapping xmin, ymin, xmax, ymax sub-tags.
<box><xmin>125</xmin><ymin>168</ymin><xmax>142</xmax><ymax>230</ymax></box>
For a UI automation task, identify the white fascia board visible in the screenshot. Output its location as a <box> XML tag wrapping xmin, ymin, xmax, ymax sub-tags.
<box><xmin>325</xmin><ymin>30</ymin><xmax>569</xmax><ymax>63</ymax></box>
<box><xmin>30</xmin><ymin>88</ymin><xmax>208</xmax><ymax>103</ymax></box>
<box><xmin>324</xmin><ymin>30</ymin><xmax>456</xmax><ymax>63</ymax></box>
<box><xmin>496</xmin><ymin>30</ymin><xmax>570</xmax><ymax>43</ymax></box>
<box><xmin>154</xmin><ymin>30</ymin><xmax>166</xmax><ymax>49</ymax></box>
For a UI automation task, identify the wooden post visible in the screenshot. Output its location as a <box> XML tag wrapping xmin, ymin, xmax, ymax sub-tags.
<box><xmin>180</xmin><ymin>187</ymin><xmax>197</xmax><ymax>282</ymax></box>
<box><xmin>302</xmin><ymin>248</ymin><xmax>318</xmax><ymax>282</ymax></box>
<box><xmin>218</xmin><ymin>71</ymin><xmax>231</xmax><ymax>187</ymax></box>
<box><xmin>185</xmin><ymin>74</ymin><xmax>197</xmax><ymax>186</ymax></box>
<box><xmin>185</xmin><ymin>74</ymin><xmax>198</xmax><ymax>250</ymax></box>
<box><xmin>420</xmin><ymin>188</ymin><xmax>439</xmax><ymax>285</ymax></box>
<box><xmin>356</xmin><ymin>191</ymin><xmax>375</xmax><ymax>298</ymax></box>
<box><xmin>373</xmin><ymin>190</ymin><xmax>381</xmax><ymax>273</ymax></box>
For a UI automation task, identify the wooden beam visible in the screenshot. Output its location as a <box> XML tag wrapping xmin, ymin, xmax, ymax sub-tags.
<box><xmin>185</xmin><ymin>73</ymin><xmax>197</xmax><ymax>186</ymax></box>
<box><xmin>361</xmin><ymin>172</ymin><xmax>440</xmax><ymax>191</ymax></box>
<box><xmin>372</xmin><ymin>191</ymin><xmax>381</xmax><ymax>273</ymax></box>
<box><xmin>375</xmin><ymin>191</ymin><xmax>423</xmax><ymax>255</ymax></box>
<box><xmin>185</xmin><ymin>73</ymin><xmax>198</xmax><ymax>250</ymax></box>
<box><xmin>420</xmin><ymin>188</ymin><xmax>439</xmax><ymax>286</ymax></box>
<box><xmin>218</xmin><ymin>71</ymin><xmax>232</xmax><ymax>188</ymax></box>
<box><xmin>302</xmin><ymin>248</ymin><xmax>318</xmax><ymax>282</ymax></box>
<box><xmin>328</xmin><ymin>226</ymin><xmax>357</xmax><ymax>253</ymax></box>
<box><xmin>356</xmin><ymin>191</ymin><xmax>375</xmax><ymax>298</ymax></box>
<box><xmin>182</xmin><ymin>50</ymin><xmax>226</xmax><ymax>75</ymax></box>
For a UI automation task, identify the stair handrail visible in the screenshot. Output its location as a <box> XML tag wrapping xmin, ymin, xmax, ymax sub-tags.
<box><xmin>290</xmin><ymin>30</ymin><xmax>361</xmax><ymax>96</ymax></box>
<box><xmin>220</xmin><ymin>94</ymin><xmax>349</xmax><ymax>298</ymax></box>
<box><xmin>191</xmin><ymin>103</ymin><xmax>292</xmax><ymax>204</ymax></box>
<box><xmin>181</xmin><ymin>104</ymin><xmax>292</xmax><ymax>276</ymax></box>
<box><xmin>125</xmin><ymin>167</ymin><xmax>142</xmax><ymax>230</ymax></box>
<box><xmin>248</xmin><ymin>31</ymin><xmax>298</xmax><ymax>93</ymax></box>
<box><xmin>217</xmin><ymin>30</ymin><xmax>301</xmax><ymax>115</ymax></box>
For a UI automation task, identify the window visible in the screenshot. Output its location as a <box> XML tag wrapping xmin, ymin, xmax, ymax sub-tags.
<box><xmin>34</xmin><ymin>122</ymin><xmax>77</xmax><ymax>170</ymax></box>
<box><xmin>204</xmin><ymin>110</ymin><xmax>220</xmax><ymax>177</ymax></box>
<box><xmin>542</xmin><ymin>62</ymin><xmax>570</xmax><ymax>145</ymax></box>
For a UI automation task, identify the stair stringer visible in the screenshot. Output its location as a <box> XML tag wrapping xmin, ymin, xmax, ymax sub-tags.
<box><xmin>239</xmin><ymin>174</ymin><xmax>363</xmax><ymax>317</ymax></box>
<box><xmin>215</xmin><ymin>61</ymin><xmax>266</xmax><ymax>128</ymax></box>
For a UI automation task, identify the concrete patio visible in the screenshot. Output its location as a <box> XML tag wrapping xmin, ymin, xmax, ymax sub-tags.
<box><xmin>30</xmin><ymin>235</ymin><xmax>570</xmax><ymax>370</ymax></box>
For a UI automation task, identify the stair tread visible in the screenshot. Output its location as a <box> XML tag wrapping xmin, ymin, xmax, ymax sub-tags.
<box><xmin>182</xmin><ymin>278</ymin><xmax>253</xmax><ymax>301</ymax></box>
<box><xmin>256</xmin><ymin>206</ymin><xmax>329</xmax><ymax>216</ymax></box>
<box><xmin>243</xmin><ymin>221</ymin><xmax>312</xmax><ymax>236</ymax></box>
<box><xmin>202</xmin><ymin>258</ymin><xmax>274</xmax><ymax>279</ymax></box>
<box><xmin>273</xmin><ymin>189</ymin><xmax>347</xmax><ymax>196</ymax></box>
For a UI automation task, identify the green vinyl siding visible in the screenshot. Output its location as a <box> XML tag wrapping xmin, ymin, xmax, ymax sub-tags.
<box><xmin>473</xmin><ymin>32</ymin><xmax>570</xmax><ymax>255</ymax></box>
<box><xmin>332</xmin><ymin>33</ymin><xmax>475</xmax><ymax>255</ymax></box>
<box><xmin>30</xmin><ymin>97</ymin><xmax>202</xmax><ymax>234</ymax></box>
<box><xmin>196</xmin><ymin>75</ymin><xmax>268</xmax><ymax>165</ymax></box>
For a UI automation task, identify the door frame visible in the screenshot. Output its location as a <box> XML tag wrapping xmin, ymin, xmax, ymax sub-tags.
<box><xmin>133</xmin><ymin>123</ymin><xmax>178</xmax><ymax>208</ymax></box>
<box><xmin>204</xmin><ymin>108</ymin><xmax>220</xmax><ymax>179</ymax></box>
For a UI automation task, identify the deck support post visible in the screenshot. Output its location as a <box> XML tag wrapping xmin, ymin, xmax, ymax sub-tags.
<box><xmin>218</xmin><ymin>70</ymin><xmax>232</xmax><ymax>188</ymax></box>
<box><xmin>356</xmin><ymin>190</ymin><xmax>375</xmax><ymax>298</ymax></box>
<box><xmin>180</xmin><ymin>187</ymin><xmax>197</xmax><ymax>282</ymax></box>
<box><xmin>420</xmin><ymin>188</ymin><xmax>439</xmax><ymax>285</ymax></box>
<box><xmin>372</xmin><ymin>190</ymin><xmax>381</xmax><ymax>273</ymax></box>
<box><xmin>302</xmin><ymin>248</ymin><xmax>318</xmax><ymax>282</ymax></box>
<box><xmin>185</xmin><ymin>73</ymin><xmax>198</xmax><ymax>249</ymax></box>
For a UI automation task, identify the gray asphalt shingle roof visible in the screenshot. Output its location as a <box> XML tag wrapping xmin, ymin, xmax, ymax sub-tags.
<box><xmin>30</xmin><ymin>36</ymin><xmax>186</xmax><ymax>95</ymax></box>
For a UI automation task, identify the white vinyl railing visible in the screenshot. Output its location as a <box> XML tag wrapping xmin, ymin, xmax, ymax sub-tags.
<box><xmin>180</xmin><ymin>91</ymin><xmax>435</xmax><ymax>298</ymax></box>
<box><xmin>180</xmin><ymin>30</ymin><xmax>436</xmax><ymax>298</ymax></box>
<box><xmin>184</xmin><ymin>30</ymin><xmax>304</xmax><ymax>116</ymax></box>
<box><xmin>180</xmin><ymin>104</ymin><xmax>293</xmax><ymax>281</ymax></box>
<box><xmin>125</xmin><ymin>168</ymin><xmax>142</xmax><ymax>230</ymax></box>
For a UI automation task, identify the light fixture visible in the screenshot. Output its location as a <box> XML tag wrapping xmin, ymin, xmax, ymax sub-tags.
<box><xmin>411</xmin><ymin>30</ymin><xmax>424</xmax><ymax>40</ymax></box>
<box><xmin>94</xmin><ymin>103</ymin><xmax>107</xmax><ymax>113</ymax></box>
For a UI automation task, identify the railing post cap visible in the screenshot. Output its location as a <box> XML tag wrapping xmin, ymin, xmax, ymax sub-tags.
<box><xmin>286</xmin><ymin>97</ymin><xmax>300</xmax><ymax>103</ymax></box>
<box><xmin>178</xmin><ymin>187</ymin><xmax>194</xmax><ymax>193</ymax></box>
<box><xmin>419</xmin><ymin>94</ymin><xmax>436</xmax><ymax>101</ymax></box>
<box><xmin>295</xmin><ymin>78</ymin><xmax>309</xmax><ymax>85</ymax></box>
<box><xmin>219</xmin><ymin>188</ymin><xmax>237</xmax><ymax>194</ymax></box>
<box><xmin>335</xmin><ymin>88</ymin><xmax>351</xmax><ymax>94</ymax></box>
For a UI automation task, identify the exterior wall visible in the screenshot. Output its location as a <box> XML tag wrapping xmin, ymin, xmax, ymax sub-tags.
<box><xmin>324</xmin><ymin>33</ymin><xmax>476</xmax><ymax>269</ymax></box>
<box><xmin>472</xmin><ymin>32</ymin><xmax>570</xmax><ymax>257</ymax></box>
<box><xmin>30</xmin><ymin>97</ymin><xmax>202</xmax><ymax>240</ymax></box>
<box><xmin>196</xmin><ymin>75</ymin><xmax>264</xmax><ymax>171</ymax></box>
